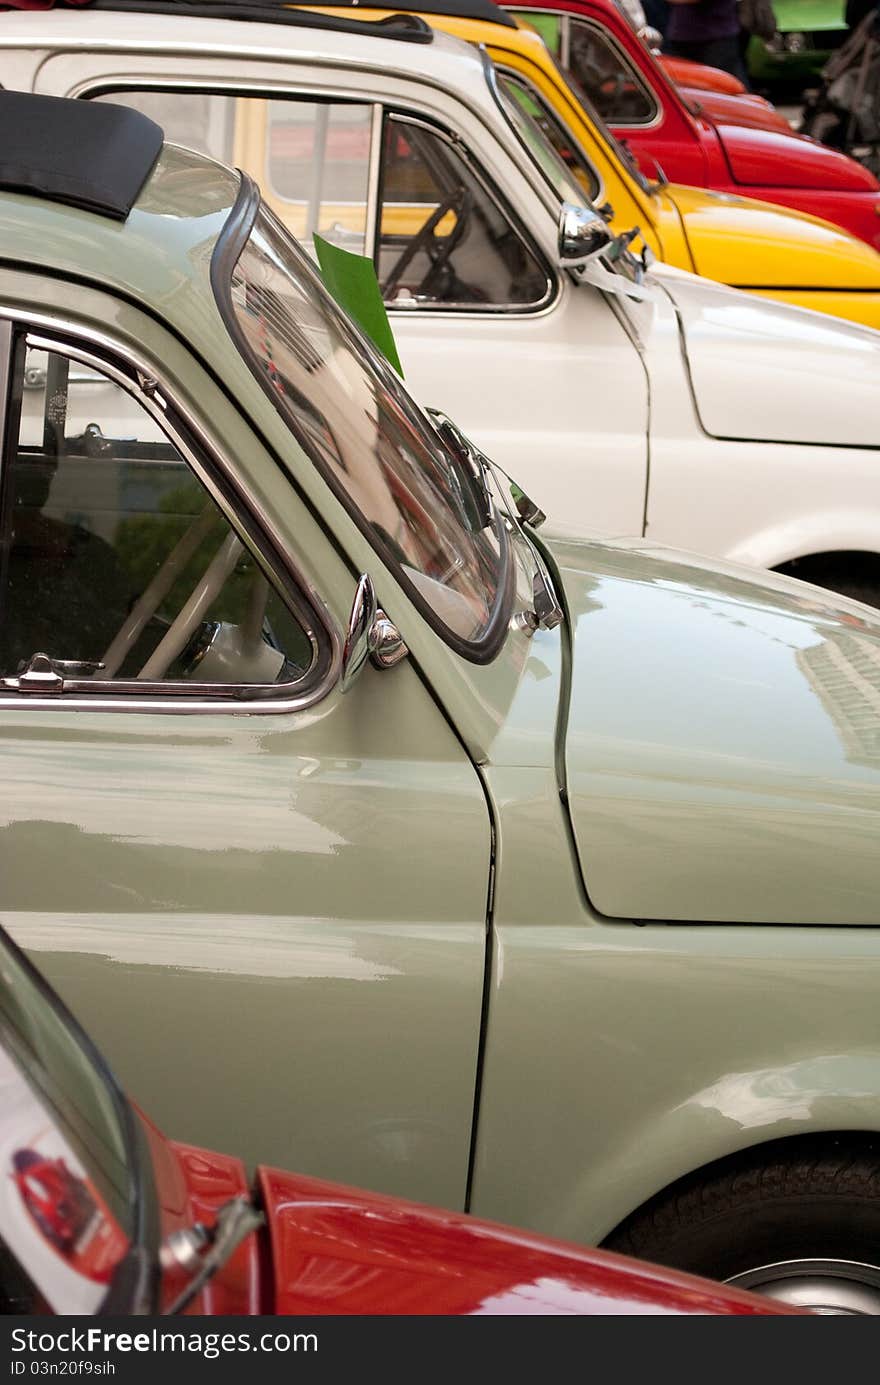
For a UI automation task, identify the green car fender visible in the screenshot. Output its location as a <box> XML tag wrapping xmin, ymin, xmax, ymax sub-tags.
<box><xmin>468</xmin><ymin>529</ymin><xmax>880</xmax><ymax>1245</ymax></box>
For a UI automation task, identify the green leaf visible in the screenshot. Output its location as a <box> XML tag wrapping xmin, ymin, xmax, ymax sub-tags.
<box><xmin>313</xmin><ymin>234</ymin><xmax>404</xmax><ymax>378</ymax></box>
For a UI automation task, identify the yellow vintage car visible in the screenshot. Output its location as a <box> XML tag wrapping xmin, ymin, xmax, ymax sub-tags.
<box><xmin>295</xmin><ymin>3</ymin><xmax>880</xmax><ymax>328</ymax></box>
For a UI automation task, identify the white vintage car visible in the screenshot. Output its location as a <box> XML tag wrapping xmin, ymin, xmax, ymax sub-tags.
<box><xmin>4</xmin><ymin>1</ymin><xmax>880</xmax><ymax>602</ymax></box>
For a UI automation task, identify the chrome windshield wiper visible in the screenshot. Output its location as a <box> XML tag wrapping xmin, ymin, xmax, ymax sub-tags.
<box><xmin>427</xmin><ymin>409</ymin><xmax>563</xmax><ymax>632</ymax></box>
<box><xmin>426</xmin><ymin>407</ymin><xmax>493</xmax><ymax>532</ymax></box>
<box><xmin>161</xmin><ymin>1196</ymin><xmax>264</xmax><ymax>1315</ymax></box>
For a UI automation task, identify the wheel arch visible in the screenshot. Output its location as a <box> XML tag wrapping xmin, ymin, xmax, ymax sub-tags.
<box><xmin>772</xmin><ymin>548</ymin><xmax>880</xmax><ymax>600</ymax></box>
<box><xmin>600</xmin><ymin>1128</ymin><xmax>880</xmax><ymax>1249</ymax></box>
<box><xmin>584</xmin><ymin>1051</ymin><xmax>880</xmax><ymax>1245</ymax></box>
<box><xmin>725</xmin><ymin>515</ymin><xmax>880</xmax><ymax>576</ymax></box>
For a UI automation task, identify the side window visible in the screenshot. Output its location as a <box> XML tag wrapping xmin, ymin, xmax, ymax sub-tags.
<box><xmin>567</xmin><ymin>18</ymin><xmax>657</xmax><ymax>125</ymax></box>
<box><xmin>89</xmin><ymin>88</ymin><xmax>550</xmax><ymax>309</ymax></box>
<box><xmin>0</xmin><ymin>340</ymin><xmax>313</xmax><ymax>692</ymax></box>
<box><xmin>377</xmin><ymin>117</ymin><xmax>549</xmax><ymax>309</ymax></box>
<box><xmin>93</xmin><ymin>90</ymin><xmax>374</xmax><ymax>253</ymax></box>
<box><xmin>92</xmin><ymin>89</ymin><xmax>237</xmax><ymax>163</ymax></box>
<box><xmin>265</xmin><ymin>100</ymin><xmax>373</xmax><ymax>252</ymax></box>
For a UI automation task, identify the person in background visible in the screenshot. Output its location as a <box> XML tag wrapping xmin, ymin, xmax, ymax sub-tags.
<box><xmin>643</xmin><ymin>0</ymin><xmax>670</xmax><ymax>34</ymax></box>
<box><xmin>663</xmin><ymin>0</ymin><xmax>749</xmax><ymax>82</ymax></box>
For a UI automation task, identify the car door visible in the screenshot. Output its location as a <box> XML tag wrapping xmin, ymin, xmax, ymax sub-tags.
<box><xmin>27</xmin><ymin>51</ymin><xmax>649</xmax><ymax>537</ymax></box>
<box><xmin>0</xmin><ymin>304</ymin><xmax>491</xmax><ymax>1211</ymax></box>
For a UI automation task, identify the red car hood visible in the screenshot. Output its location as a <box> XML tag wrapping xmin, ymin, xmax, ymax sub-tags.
<box><xmin>717</xmin><ymin>122</ymin><xmax>879</xmax><ymax>189</ymax></box>
<box><xmin>256</xmin><ymin>1166</ymin><xmax>791</xmax><ymax>1315</ymax></box>
<box><xmin>684</xmin><ymin>88</ymin><xmax>793</xmax><ymax>134</ymax></box>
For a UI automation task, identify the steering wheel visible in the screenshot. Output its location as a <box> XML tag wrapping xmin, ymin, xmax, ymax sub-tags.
<box><xmin>383</xmin><ymin>186</ymin><xmax>472</xmax><ymax>300</ymax></box>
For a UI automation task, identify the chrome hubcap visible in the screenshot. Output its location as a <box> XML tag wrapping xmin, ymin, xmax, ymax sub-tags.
<box><xmin>726</xmin><ymin>1259</ymin><xmax>880</xmax><ymax>1314</ymax></box>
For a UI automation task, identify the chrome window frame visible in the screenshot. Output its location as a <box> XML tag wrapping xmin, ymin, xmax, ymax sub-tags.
<box><xmin>0</xmin><ymin>309</ymin><xmax>341</xmax><ymax>716</ymax></box>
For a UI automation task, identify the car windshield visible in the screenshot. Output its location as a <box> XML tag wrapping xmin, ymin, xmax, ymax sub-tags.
<box><xmin>0</xmin><ymin>932</ymin><xmax>141</xmax><ymax>1313</ymax></box>
<box><xmin>218</xmin><ymin>201</ymin><xmax>510</xmax><ymax>656</ymax></box>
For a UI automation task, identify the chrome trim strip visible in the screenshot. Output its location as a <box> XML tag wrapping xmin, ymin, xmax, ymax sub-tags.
<box><xmin>365</xmin><ymin>101</ymin><xmax>384</xmax><ymax>264</ymax></box>
<box><xmin>0</xmin><ymin>312</ymin><xmax>341</xmax><ymax>715</ymax></box>
<box><xmin>560</xmin><ymin>12</ymin><xmax>571</xmax><ymax>70</ymax></box>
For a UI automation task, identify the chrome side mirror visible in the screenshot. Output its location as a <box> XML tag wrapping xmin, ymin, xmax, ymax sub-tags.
<box><xmin>341</xmin><ymin>574</ymin><xmax>408</xmax><ymax>693</ymax></box>
<box><xmin>557</xmin><ymin>203</ymin><xmax>614</xmax><ymax>268</ymax></box>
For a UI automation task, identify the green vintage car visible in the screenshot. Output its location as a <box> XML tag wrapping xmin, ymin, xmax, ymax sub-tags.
<box><xmin>747</xmin><ymin>0</ymin><xmax>848</xmax><ymax>93</ymax></box>
<box><xmin>5</xmin><ymin>88</ymin><xmax>880</xmax><ymax>1312</ymax></box>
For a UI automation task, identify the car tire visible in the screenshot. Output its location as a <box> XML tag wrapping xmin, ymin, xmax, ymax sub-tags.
<box><xmin>603</xmin><ymin>1143</ymin><xmax>880</xmax><ymax>1313</ymax></box>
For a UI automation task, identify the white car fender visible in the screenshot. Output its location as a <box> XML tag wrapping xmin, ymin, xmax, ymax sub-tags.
<box><xmin>726</xmin><ymin>511</ymin><xmax>880</xmax><ymax>573</ymax></box>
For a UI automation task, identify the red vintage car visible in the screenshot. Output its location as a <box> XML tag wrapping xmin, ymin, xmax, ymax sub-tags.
<box><xmin>510</xmin><ymin>0</ymin><xmax>880</xmax><ymax>250</ymax></box>
<box><xmin>12</xmin><ymin>1149</ymin><xmax>96</xmax><ymax>1255</ymax></box>
<box><xmin>0</xmin><ymin>927</ymin><xmax>794</xmax><ymax>1316</ymax></box>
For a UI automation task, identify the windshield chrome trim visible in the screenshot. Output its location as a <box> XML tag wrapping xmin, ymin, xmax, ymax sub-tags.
<box><xmin>486</xmin><ymin>51</ymin><xmax>606</xmax><ymax>213</ymax></box>
<box><xmin>0</xmin><ymin>307</ymin><xmax>341</xmax><ymax>714</ymax></box>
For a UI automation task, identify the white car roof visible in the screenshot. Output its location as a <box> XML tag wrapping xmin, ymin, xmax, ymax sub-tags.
<box><xmin>0</xmin><ymin>6</ymin><xmax>496</xmax><ymax>114</ymax></box>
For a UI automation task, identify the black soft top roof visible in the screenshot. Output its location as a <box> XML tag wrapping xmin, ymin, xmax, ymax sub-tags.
<box><xmin>2</xmin><ymin>0</ymin><xmax>512</xmax><ymax>33</ymax></box>
<box><xmin>281</xmin><ymin>0</ymin><xmax>516</xmax><ymax>25</ymax></box>
<box><xmin>0</xmin><ymin>90</ymin><xmax>162</xmax><ymax>220</ymax></box>
<box><xmin>6</xmin><ymin>0</ymin><xmax>438</xmax><ymax>41</ymax></box>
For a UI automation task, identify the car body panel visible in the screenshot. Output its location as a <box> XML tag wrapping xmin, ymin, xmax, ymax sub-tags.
<box><xmin>656</xmin><ymin>264</ymin><xmax>880</xmax><ymax>446</ymax></box>
<box><xmin>1</xmin><ymin>121</ymin><xmax>880</xmax><ymax>1266</ymax></box>
<box><xmin>3</xmin><ymin>923</ymin><xmax>798</xmax><ymax>1315</ymax></box>
<box><xmin>552</xmin><ymin>529</ymin><xmax>880</xmax><ymax>924</ymax></box>
<box><xmin>715</xmin><ymin>122</ymin><xmax>876</xmax><ymax>190</ymax></box>
<box><xmin>668</xmin><ymin>181</ymin><xmax>880</xmax><ymax>316</ymax></box>
<box><xmin>0</xmin><ymin>198</ymin><xmax>495</xmax><ymax>1204</ymax></box>
<box><xmin>255</xmin><ymin>1163</ymin><xmax>791</xmax><ymax>1313</ymax></box>
<box><xmin>684</xmin><ymin>89</ymin><xmax>793</xmax><ymax>134</ymax></box>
